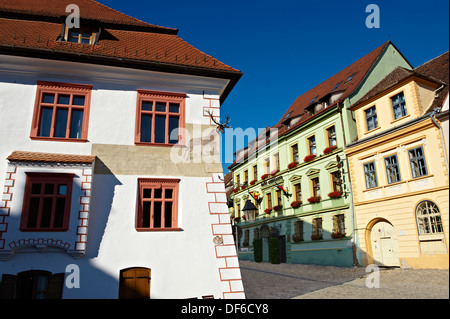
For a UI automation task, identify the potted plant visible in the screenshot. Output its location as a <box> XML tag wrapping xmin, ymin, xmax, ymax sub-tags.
<box><xmin>311</xmin><ymin>233</ymin><xmax>323</xmax><ymax>240</ymax></box>
<box><xmin>270</xmin><ymin>169</ymin><xmax>279</xmax><ymax>176</ymax></box>
<box><xmin>273</xmin><ymin>205</ymin><xmax>282</xmax><ymax>211</ymax></box>
<box><xmin>290</xmin><ymin>200</ymin><xmax>302</xmax><ymax>208</ymax></box>
<box><xmin>328</xmin><ymin>191</ymin><xmax>343</xmax><ymax>199</ymax></box>
<box><xmin>307</xmin><ymin>196</ymin><xmax>321</xmax><ymax>203</ymax></box>
<box><xmin>241</xmin><ymin>185</ymin><xmax>246</xmax><ymax>190</ymax></box>
<box><xmin>250</xmin><ymin>179</ymin><xmax>256</xmax><ymax>185</ymax></box>
<box><xmin>288</xmin><ymin>161</ymin><xmax>299</xmax><ymax>169</ymax></box>
<box><xmin>304</xmin><ymin>154</ymin><xmax>316</xmax><ymax>162</ymax></box>
<box><xmin>323</xmin><ymin>145</ymin><xmax>337</xmax><ymax>154</ymax></box>
<box><xmin>264</xmin><ymin>208</ymin><xmax>272</xmax><ymax>214</ymax></box>
<box><xmin>233</xmin><ymin>188</ymin><xmax>239</xmax><ymax>193</ymax></box>
<box><xmin>261</xmin><ymin>173</ymin><xmax>269</xmax><ymax>180</ymax></box>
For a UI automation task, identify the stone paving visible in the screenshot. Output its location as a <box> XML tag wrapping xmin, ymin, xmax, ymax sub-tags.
<box><xmin>239</xmin><ymin>260</ymin><xmax>449</xmax><ymax>299</ymax></box>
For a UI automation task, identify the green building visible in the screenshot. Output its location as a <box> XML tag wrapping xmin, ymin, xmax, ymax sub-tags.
<box><xmin>228</xmin><ymin>41</ymin><xmax>412</xmax><ymax>267</ymax></box>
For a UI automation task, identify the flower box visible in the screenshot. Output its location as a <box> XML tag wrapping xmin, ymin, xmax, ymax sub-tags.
<box><xmin>241</xmin><ymin>185</ymin><xmax>246</xmax><ymax>190</ymax></box>
<box><xmin>233</xmin><ymin>188</ymin><xmax>239</xmax><ymax>193</ymax></box>
<box><xmin>273</xmin><ymin>205</ymin><xmax>282</xmax><ymax>211</ymax></box>
<box><xmin>304</xmin><ymin>154</ymin><xmax>316</xmax><ymax>162</ymax></box>
<box><xmin>264</xmin><ymin>208</ymin><xmax>272</xmax><ymax>214</ymax></box>
<box><xmin>307</xmin><ymin>196</ymin><xmax>321</xmax><ymax>203</ymax></box>
<box><xmin>234</xmin><ymin>217</ymin><xmax>240</xmax><ymax>222</ymax></box>
<box><xmin>331</xmin><ymin>231</ymin><xmax>346</xmax><ymax>239</ymax></box>
<box><xmin>250</xmin><ymin>180</ymin><xmax>256</xmax><ymax>185</ymax></box>
<box><xmin>328</xmin><ymin>191</ymin><xmax>343</xmax><ymax>199</ymax></box>
<box><xmin>323</xmin><ymin>145</ymin><xmax>337</xmax><ymax>154</ymax></box>
<box><xmin>290</xmin><ymin>200</ymin><xmax>302</xmax><ymax>208</ymax></box>
<box><xmin>261</xmin><ymin>174</ymin><xmax>269</xmax><ymax>180</ymax></box>
<box><xmin>288</xmin><ymin>161</ymin><xmax>299</xmax><ymax>169</ymax></box>
<box><xmin>270</xmin><ymin>169</ymin><xmax>279</xmax><ymax>176</ymax></box>
<box><xmin>311</xmin><ymin>233</ymin><xmax>323</xmax><ymax>240</ymax></box>
<box><xmin>292</xmin><ymin>234</ymin><xmax>303</xmax><ymax>242</ymax></box>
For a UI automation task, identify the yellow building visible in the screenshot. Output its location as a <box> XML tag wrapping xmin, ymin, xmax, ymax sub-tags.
<box><xmin>345</xmin><ymin>51</ymin><xmax>449</xmax><ymax>269</ymax></box>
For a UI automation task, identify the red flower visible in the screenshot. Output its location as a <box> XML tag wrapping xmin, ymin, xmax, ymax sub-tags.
<box><xmin>290</xmin><ymin>200</ymin><xmax>302</xmax><ymax>208</ymax></box>
<box><xmin>304</xmin><ymin>154</ymin><xmax>316</xmax><ymax>162</ymax></box>
<box><xmin>250</xmin><ymin>180</ymin><xmax>256</xmax><ymax>185</ymax></box>
<box><xmin>328</xmin><ymin>191</ymin><xmax>343</xmax><ymax>199</ymax></box>
<box><xmin>264</xmin><ymin>208</ymin><xmax>272</xmax><ymax>214</ymax></box>
<box><xmin>323</xmin><ymin>145</ymin><xmax>337</xmax><ymax>154</ymax></box>
<box><xmin>288</xmin><ymin>161</ymin><xmax>299</xmax><ymax>169</ymax></box>
<box><xmin>233</xmin><ymin>188</ymin><xmax>239</xmax><ymax>193</ymax></box>
<box><xmin>261</xmin><ymin>174</ymin><xmax>269</xmax><ymax>180</ymax></box>
<box><xmin>307</xmin><ymin>196</ymin><xmax>321</xmax><ymax>203</ymax></box>
<box><xmin>241</xmin><ymin>185</ymin><xmax>246</xmax><ymax>190</ymax></box>
<box><xmin>270</xmin><ymin>169</ymin><xmax>279</xmax><ymax>176</ymax></box>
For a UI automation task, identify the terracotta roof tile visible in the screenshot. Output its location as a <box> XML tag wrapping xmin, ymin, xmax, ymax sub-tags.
<box><xmin>7</xmin><ymin>151</ymin><xmax>96</xmax><ymax>164</ymax></box>
<box><xmin>0</xmin><ymin>0</ymin><xmax>242</xmax><ymax>75</ymax></box>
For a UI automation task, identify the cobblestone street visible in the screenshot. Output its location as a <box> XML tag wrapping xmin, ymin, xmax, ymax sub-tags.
<box><xmin>239</xmin><ymin>260</ymin><xmax>449</xmax><ymax>299</ymax></box>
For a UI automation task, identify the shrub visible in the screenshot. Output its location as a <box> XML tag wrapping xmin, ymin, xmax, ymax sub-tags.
<box><xmin>269</xmin><ymin>237</ymin><xmax>280</xmax><ymax>264</ymax></box>
<box><xmin>253</xmin><ymin>239</ymin><xmax>262</xmax><ymax>262</ymax></box>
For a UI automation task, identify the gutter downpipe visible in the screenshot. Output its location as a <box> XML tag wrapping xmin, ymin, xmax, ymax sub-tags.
<box><xmin>430</xmin><ymin>109</ymin><xmax>450</xmax><ymax>176</ymax></box>
<box><xmin>337</xmin><ymin>101</ymin><xmax>360</xmax><ymax>267</ymax></box>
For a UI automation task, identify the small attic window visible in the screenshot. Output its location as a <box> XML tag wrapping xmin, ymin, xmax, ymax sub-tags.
<box><xmin>309</xmin><ymin>96</ymin><xmax>318</xmax><ymax>105</ymax></box>
<box><xmin>63</xmin><ymin>26</ymin><xmax>99</xmax><ymax>45</ymax></box>
<box><xmin>345</xmin><ymin>73</ymin><xmax>356</xmax><ymax>83</ymax></box>
<box><xmin>332</xmin><ymin>81</ymin><xmax>342</xmax><ymax>91</ymax></box>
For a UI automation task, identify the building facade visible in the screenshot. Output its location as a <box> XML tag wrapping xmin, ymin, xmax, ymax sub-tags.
<box><xmin>345</xmin><ymin>52</ymin><xmax>449</xmax><ymax>269</ymax></box>
<box><xmin>0</xmin><ymin>0</ymin><xmax>245</xmax><ymax>299</ymax></box>
<box><xmin>228</xmin><ymin>41</ymin><xmax>411</xmax><ymax>267</ymax></box>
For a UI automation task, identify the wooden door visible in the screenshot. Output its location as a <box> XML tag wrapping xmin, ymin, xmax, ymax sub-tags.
<box><xmin>119</xmin><ymin>268</ymin><xmax>151</xmax><ymax>299</ymax></box>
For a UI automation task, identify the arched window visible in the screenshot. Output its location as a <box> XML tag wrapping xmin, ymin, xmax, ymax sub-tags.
<box><xmin>415</xmin><ymin>201</ymin><xmax>443</xmax><ymax>235</ymax></box>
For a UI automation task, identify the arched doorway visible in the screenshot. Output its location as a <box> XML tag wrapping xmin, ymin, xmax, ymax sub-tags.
<box><xmin>366</xmin><ymin>219</ymin><xmax>400</xmax><ymax>267</ymax></box>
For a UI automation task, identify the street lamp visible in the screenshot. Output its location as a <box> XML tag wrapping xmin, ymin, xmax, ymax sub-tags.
<box><xmin>242</xmin><ymin>200</ymin><xmax>258</xmax><ymax>222</ymax></box>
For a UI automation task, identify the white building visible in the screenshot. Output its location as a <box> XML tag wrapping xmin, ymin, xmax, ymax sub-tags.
<box><xmin>0</xmin><ymin>0</ymin><xmax>244</xmax><ymax>299</ymax></box>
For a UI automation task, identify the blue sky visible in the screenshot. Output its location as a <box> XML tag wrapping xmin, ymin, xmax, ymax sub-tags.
<box><xmin>101</xmin><ymin>0</ymin><xmax>449</xmax><ymax>172</ymax></box>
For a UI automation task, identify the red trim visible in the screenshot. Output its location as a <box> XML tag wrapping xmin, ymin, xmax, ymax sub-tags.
<box><xmin>30</xmin><ymin>81</ymin><xmax>92</xmax><ymax>142</ymax></box>
<box><xmin>20</xmin><ymin>173</ymin><xmax>74</xmax><ymax>232</ymax></box>
<box><xmin>135</xmin><ymin>90</ymin><xmax>186</xmax><ymax>147</ymax></box>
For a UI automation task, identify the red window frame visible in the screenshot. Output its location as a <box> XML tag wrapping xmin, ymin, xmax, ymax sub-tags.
<box><xmin>136</xmin><ymin>178</ymin><xmax>180</xmax><ymax>231</ymax></box>
<box><xmin>135</xmin><ymin>90</ymin><xmax>186</xmax><ymax>147</ymax></box>
<box><xmin>20</xmin><ymin>173</ymin><xmax>74</xmax><ymax>232</ymax></box>
<box><xmin>30</xmin><ymin>81</ymin><xmax>92</xmax><ymax>142</ymax></box>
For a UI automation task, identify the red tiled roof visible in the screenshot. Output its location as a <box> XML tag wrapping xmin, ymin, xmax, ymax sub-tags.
<box><xmin>0</xmin><ymin>0</ymin><xmax>176</xmax><ymax>31</ymax></box>
<box><xmin>228</xmin><ymin>41</ymin><xmax>400</xmax><ymax>169</ymax></box>
<box><xmin>7</xmin><ymin>151</ymin><xmax>96</xmax><ymax>164</ymax></box>
<box><xmin>0</xmin><ymin>0</ymin><xmax>242</xmax><ymax>94</ymax></box>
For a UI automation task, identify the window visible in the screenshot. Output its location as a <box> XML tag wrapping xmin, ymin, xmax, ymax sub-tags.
<box><xmin>408</xmin><ymin>146</ymin><xmax>428</xmax><ymax>178</ymax></box>
<box><xmin>135</xmin><ymin>90</ymin><xmax>186</xmax><ymax>146</ymax></box>
<box><xmin>30</xmin><ymin>81</ymin><xmax>92</xmax><ymax>141</ymax></box>
<box><xmin>20</xmin><ymin>173</ymin><xmax>74</xmax><ymax>231</ymax></box>
<box><xmin>266</xmin><ymin>193</ymin><xmax>272</xmax><ymax>209</ymax></box>
<box><xmin>364</xmin><ymin>161</ymin><xmax>378</xmax><ymax>189</ymax></box>
<box><xmin>331</xmin><ymin>171</ymin><xmax>342</xmax><ymax>192</ymax></box>
<box><xmin>345</xmin><ymin>73</ymin><xmax>356</xmax><ymax>83</ymax></box>
<box><xmin>333</xmin><ymin>214</ymin><xmax>345</xmax><ymax>234</ymax></box>
<box><xmin>415</xmin><ymin>201</ymin><xmax>443</xmax><ymax>235</ymax></box>
<box><xmin>294</xmin><ymin>220</ymin><xmax>304</xmax><ymax>241</ymax></box>
<box><xmin>332</xmin><ymin>81</ymin><xmax>342</xmax><ymax>91</ymax></box>
<box><xmin>326</xmin><ymin>126</ymin><xmax>337</xmax><ymax>147</ymax></box>
<box><xmin>365</xmin><ymin>106</ymin><xmax>378</xmax><ymax>131</ymax></box>
<box><xmin>136</xmin><ymin>178</ymin><xmax>180</xmax><ymax>231</ymax></box>
<box><xmin>312</xmin><ymin>217</ymin><xmax>323</xmax><ymax>239</ymax></box>
<box><xmin>308</xmin><ymin>135</ymin><xmax>316</xmax><ymax>156</ymax></box>
<box><xmin>384</xmin><ymin>154</ymin><xmax>401</xmax><ymax>184</ymax></box>
<box><xmin>244</xmin><ymin>170</ymin><xmax>248</xmax><ymax>184</ymax></box>
<box><xmin>294</xmin><ymin>183</ymin><xmax>301</xmax><ymax>201</ymax></box>
<box><xmin>391</xmin><ymin>92</ymin><xmax>407</xmax><ymax>120</ymax></box>
<box><xmin>264</xmin><ymin>158</ymin><xmax>270</xmax><ymax>174</ymax></box>
<box><xmin>275</xmin><ymin>189</ymin><xmax>282</xmax><ymax>206</ymax></box>
<box><xmin>63</xmin><ymin>26</ymin><xmax>98</xmax><ymax>45</ymax></box>
<box><xmin>273</xmin><ymin>153</ymin><xmax>280</xmax><ymax>171</ymax></box>
<box><xmin>236</xmin><ymin>203</ymin><xmax>241</xmax><ymax>219</ymax></box>
<box><xmin>291</xmin><ymin>144</ymin><xmax>299</xmax><ymax>163</ymax></box>
<box><xmin>235</xmin><ymin>174</ymin><xmax>240</xmax><ymax>186</ymax></box>
<box><xmin>0</xmin><ymin>271</ymin><xmax>65</xmax><ymax>299</ymax></box>
<box><xmin>252</xmin><ymin>165</ymin><xmax>258</xmax><ymax>181</ymax></box>
<box><xmin>311</xmin><ymin>177</ymin><xmax>320</xmax><ymax>197</ymax></box>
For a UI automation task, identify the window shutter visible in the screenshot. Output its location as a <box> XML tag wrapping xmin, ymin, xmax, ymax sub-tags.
<box><xmin>0</xmin><ymin>274</ymin><xmax>17</xmax><ymax>299</ymax></box>
<box><xmin>46</xmin><ymin>273</ymin><xmax>65</xmax><ymax>299</ymax></box>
